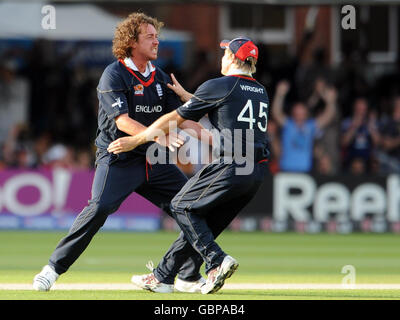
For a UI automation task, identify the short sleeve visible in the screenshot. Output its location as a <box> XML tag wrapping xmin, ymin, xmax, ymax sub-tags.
<box><xmin>97</xmin><ymin>69</ymin><xmax>129</xmax><ymax>120</ymax></box>
<box><xmin>176</xmin><ymin>80</ymin><xmax>222</xmax><ymax>121</ymax></box>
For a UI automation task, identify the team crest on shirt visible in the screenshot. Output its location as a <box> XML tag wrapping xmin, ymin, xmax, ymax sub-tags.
<box><xmin>134</xmin><ymin>84</ymin><xmax>144</xmax><ymax>96</ymax></box>
<box><xmin>156</xmin><ymin>83</ymin><xmax>163</xmax><ymax>97</ymax></box>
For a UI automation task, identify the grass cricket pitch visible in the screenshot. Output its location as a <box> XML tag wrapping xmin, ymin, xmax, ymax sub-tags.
<box><xmin>1</xmin><ymin>231</ymin><xmax>399</xmax><ymax>300</ymax></box>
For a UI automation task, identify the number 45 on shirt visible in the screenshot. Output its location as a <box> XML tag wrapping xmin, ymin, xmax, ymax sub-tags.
<box><xmin>237</xmin><ymin>99</ymin><xmax>268</xmax><ymax>132</ymax></box>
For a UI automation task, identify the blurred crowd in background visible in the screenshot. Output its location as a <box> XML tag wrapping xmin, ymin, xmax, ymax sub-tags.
<box><xmin>0</xmin><ymin>40</ymin><xmax>99</xmax><ymax>171</ymax></box>
<box><xmin>1</xmin><ymin>28</ymin><xmax>400</xmax><ymax>177</ymax></box>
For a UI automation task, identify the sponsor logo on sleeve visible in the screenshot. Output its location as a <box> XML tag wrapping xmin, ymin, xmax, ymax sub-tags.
<box><xmin>182</xmin><ymin>100</ymin><xmax>191</xmax><ymax>108</ymax></box>
<box><xmin>111</xmin><ymin>97</ymin><xmax>124</xmax><ymax>108</ymax></box>
<box><xmin>134</xmin><ymin>84</ymin><xmax>144</xmax><ymax>96</ymax></box>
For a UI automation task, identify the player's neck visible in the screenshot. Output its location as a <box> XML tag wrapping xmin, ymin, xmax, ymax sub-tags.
<box><xmin>226</xmin><ymin>65</ymin><xmax>251</xmax><ymax>77</ymax></box>
<box><xmin>130</xmin><ymin>56</ymin><xmax>148</xmax><ymax>73</ymax></box>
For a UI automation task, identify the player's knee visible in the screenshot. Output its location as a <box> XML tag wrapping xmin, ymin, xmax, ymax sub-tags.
<box><xmin>169</xmin><ymin>202</ymin><xmax>177</xmax><ymax>214</ymax></box>
<box><xmin>95</xmin><ymin>201</ymin><xmax>118</xmax><ymax>216</ymax></box>
<box><xmin>169</xmin><ymin>202</ymin><xmax>184</xmax><ymax>215</ymax></box>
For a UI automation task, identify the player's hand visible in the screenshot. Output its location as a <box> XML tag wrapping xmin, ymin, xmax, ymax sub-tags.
<box><xmin>155</xmin><ymin>131</ymin><xmax>185</xmax><ymax>152</ymax></box>
<box><xmin>107</xmin><ymin>137</ymin><xmax>138</xmax><ymax>154</ymax></box>
<box><xmin>167</xmin><ymin>73</ymin><xmax>193</xmax><ymax>102</ymax></box>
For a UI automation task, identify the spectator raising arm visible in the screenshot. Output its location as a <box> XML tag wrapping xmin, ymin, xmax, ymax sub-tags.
<box><xmin>272</xmin><ymin>80</ymin><xmax>290</xmax><ymax>127</ymax></box>
<box><xmin>341</xmin><ymin>116</ymin><xmax>363</xmax><ymax>147</ymax></box>
<box><xmin>316</xmin><ymin>86</ymin><xmax>337</xmax><ymax>129</ymax></box>
<box><xmin>367</xmin><ymin>111</ymin><xmax>381</xmax><ymax>147</ymax></box>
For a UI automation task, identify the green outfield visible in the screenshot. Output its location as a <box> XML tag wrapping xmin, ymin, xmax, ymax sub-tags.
<box><xmin>0</xmin><ymin>230</ymin><xmax>400</xmax><ymax>299</ymax></box>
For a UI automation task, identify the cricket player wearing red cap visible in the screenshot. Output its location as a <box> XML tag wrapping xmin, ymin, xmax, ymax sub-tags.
<box><xmin>108</xmin><ymin>37</ymin><xmax>270</xmax><ymax>294</ymax></box>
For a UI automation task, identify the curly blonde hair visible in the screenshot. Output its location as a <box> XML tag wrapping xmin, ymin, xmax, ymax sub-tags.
<box><xmin>226</xmin><ymin>48</ymin><xmax>257</xmax><ymax>75</ymax></box>
<box><xmin>112</xmin><ymin>12</ymin><xmax>164</xmax><ymax>60</ymax></box>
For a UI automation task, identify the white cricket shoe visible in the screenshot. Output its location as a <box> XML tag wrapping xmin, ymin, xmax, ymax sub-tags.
<box><xmin>33</xmin><ymin>265</ymin><xmax>59</xmax><ymax>291</ymax></box>
<box><xmin>131</xmin><ymin>261</ymin><xmax>174</xmax><ymax>293</ymax></box>
<box><xmin>174</xmin><ymin>277</ymin><xmax>206</xmax><ymax>293</ymax></box>
<box><xmin>201</xmin><ymin>255</ymin><xmax>239</xmax><ymax>294</ymax></box>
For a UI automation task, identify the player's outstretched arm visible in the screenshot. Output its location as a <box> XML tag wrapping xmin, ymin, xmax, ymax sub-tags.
<box><xmin>108</xmin><ymin>110</ymin><xmax>186</xmax><ymax>154</ymax></box>
<box><xmin>115</xmin><ymin>113</ymin><xmax>148</xmax><ymax>136</ymax></box>
<box><xmin>167</xmin><ymin>73</ymin><xmax>194</xmax><ymax>103</ymax></box>
<box><xmin>179</xmin><ymin>120</ymin><xmax>213</xmax><ymax>145</ymax></box>
<box><xmin>114</xmin><ymin>113</ymin><xmax>183</xmax><ymax>151</ymax></box>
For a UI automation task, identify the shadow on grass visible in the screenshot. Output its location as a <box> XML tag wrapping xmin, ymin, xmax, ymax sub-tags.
<box><xmin>1</xmin><ymin>289</ymin><xmax>400</xmax><ymax>300</ymax></box>
<box><xmin>218</xmin><ymin>290</ymin><xmax>400</xmax><ymax>300</ymax></box>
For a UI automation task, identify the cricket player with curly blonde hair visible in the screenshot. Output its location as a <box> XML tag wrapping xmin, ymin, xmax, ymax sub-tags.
<box><xmin>33</xmin><ymin>12</ymin><xmax>207</xmax><ymax>293</ymax></box>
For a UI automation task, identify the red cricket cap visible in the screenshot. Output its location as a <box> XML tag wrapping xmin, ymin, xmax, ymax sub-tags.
<box><xmin>220</xmin><ymin>37</ymin><xmax>258</xmax><ymax>61</ymax></box>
